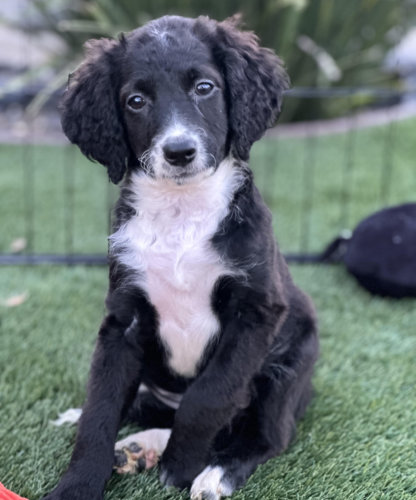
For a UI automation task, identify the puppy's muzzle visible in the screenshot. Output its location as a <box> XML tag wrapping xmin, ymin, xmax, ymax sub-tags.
<box><xmin>163</xmin><ymin>136</ymin><xmax>197</xmax><ymax>167</ymax></box>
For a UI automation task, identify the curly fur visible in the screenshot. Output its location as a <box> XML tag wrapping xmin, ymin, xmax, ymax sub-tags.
<box><xmin>61</xmin><ymin>38</ymin><xmax>130</xmax><ymax>183</ymax></box>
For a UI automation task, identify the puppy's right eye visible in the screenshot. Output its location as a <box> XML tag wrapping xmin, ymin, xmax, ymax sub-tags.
<box><xmin>127</xmin><ymin>95</ymin><xmax>146</xmax><ymax>111</ymax></box>
<box><xmin>195</xmin><ymin>81</ymin><xmax>214</xmax><ymax>96</ymax></box>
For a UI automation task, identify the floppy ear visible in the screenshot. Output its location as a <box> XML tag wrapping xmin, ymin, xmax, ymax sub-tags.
<box><xmin>60</xmin><ymin>37</ymin><xmax>131</xmax><ymax>184</ymax></box>
<box><xmin>214</xmin><ymin>17</ymin><xmax>290</xmax><ymax>160</ymax></box>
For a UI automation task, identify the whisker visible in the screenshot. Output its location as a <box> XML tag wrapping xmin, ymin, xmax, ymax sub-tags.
<box><xmin>208</xmin><ymin>153</ymin><xmax>217</xmax><ymax>170</ymax></box>
<box><xmin>195</xmin><ymin>127</ymin><xmax>208</xmax><ymax>138</ymax></box>
<box><xmin>138</xmin><ymin>149</ymin><xmax>153</xmax><ymax>174</ymax></box>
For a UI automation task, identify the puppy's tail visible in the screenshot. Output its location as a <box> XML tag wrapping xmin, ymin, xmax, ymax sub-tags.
<box><xmin>317</xmin><ymin>231</ymin><xmax>352</xmax><ymax>263</ymax></box>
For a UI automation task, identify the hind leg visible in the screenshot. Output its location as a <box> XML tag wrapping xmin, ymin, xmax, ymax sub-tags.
<box><xmin>123</xmin><ymin>385</ymin><xmax>177</xmax><ymax>429</ymax></box>
<box><xmin>114</xmin><ymin>428</ymin><xmax>172</xmax><ymax>474</ymax></box>
<box><xmin>190</xmin><ymin>336</ymin><xmax>317</xmax><ymax>500</ymax></box>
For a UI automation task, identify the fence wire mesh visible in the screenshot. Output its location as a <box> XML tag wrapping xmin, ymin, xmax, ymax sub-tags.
<box><xmin>1</xmin><ymin>87</ymin><xmax>415</xmax><ymax>266</ymax></box>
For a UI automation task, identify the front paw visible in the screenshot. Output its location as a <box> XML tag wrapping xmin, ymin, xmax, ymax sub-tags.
<box><xmin>159</xmin><ymin>455</ymin><xmax>205</xmax><ymax>490</ymax></box>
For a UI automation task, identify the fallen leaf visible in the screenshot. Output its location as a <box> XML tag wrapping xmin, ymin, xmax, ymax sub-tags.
<box><xmin>10</xmin><ymin>237</ymin><xmax>27</xmax><ymax>253</ymax></box>
<box><xmin>4</xmin><ymin>293</ymin><xmax>28</xmax><ymax>307</ymax></box>
<box><xmin>51</xmin><ymin>408</ymin><xmax>83</xmax><ymax>426</ymax></box>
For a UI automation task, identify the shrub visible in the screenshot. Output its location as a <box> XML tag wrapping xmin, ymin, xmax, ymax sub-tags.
<box><xmin>3</xmin><ymin>0</ymin><xmax>412</xmax><ymax>121</ymax></box>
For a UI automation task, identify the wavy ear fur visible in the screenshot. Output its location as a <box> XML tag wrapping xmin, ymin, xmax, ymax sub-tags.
<box><xmin>60</xmin><ymin>38</ymin><xmax>130</xmax><ymax>184</ymax></box>
<box><xmin>213</xmin><ymin>17</ymin><xmax>290</xmax><ymax>160</ymax></box>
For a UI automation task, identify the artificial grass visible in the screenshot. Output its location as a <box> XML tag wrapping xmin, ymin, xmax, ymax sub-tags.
<box><xmin>0</xmin><ymin>264</ymin><xmax>415</xmax><ymax>500</ymax></box>
<box><xmin>1</xmin><ymin>119</ymin><xmax>415</xmax><ymax>498</ymax></box>
<box><xmin>1</xmin><ymin>117</ymin><xmax>416</xmax><ymax>256</ymax></box>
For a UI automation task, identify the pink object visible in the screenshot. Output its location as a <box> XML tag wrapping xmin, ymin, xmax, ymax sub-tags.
<box><xmin>0</xmin><ymin>482</ymin><xmax>28</xmax><ymax>500</ymax></box>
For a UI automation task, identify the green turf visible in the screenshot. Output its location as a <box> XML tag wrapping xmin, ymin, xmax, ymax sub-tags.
<box><xmin>0</xmin><ymin>265</ymin><xmax>415</xmax><ymax>500</ymax></box>
<box><xmin>1</xmin><ymin>119</ymin><xmax>416</xmax><ymax>499</ymax></box>
<box><xmin>1</xmin><ymin>118</ymin><xmax>415</xmax><ymax>256</ymax></box>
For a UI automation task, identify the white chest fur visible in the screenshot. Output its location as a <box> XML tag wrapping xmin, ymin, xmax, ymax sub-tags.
<box><xmin>110</xmin><ymin>159</ymin><xmax>243</xmax><ymax>377</ymax></box>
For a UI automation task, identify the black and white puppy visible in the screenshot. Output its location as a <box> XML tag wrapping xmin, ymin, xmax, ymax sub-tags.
<box><xmin>44</xmin><ymin>15</ymin><xmax>319</xmax><ymax>500</ymax></box>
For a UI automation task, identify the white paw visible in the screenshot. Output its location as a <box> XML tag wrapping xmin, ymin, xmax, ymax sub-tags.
<box><xmin>114</xmin><ymin>428</ymin><xmax>171</xmax><ymax>474</ymax></box>
<box><xmin>190</xmin><ymin>466</ymin><xmax>233</xmax><ymax>500</ymax></box>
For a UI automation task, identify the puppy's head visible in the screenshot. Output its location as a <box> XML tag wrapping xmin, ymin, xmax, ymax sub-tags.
<box><xmin>61</xmin><ymin>15</ymin><xmax>289</xmax><ymax>184</ymax></box>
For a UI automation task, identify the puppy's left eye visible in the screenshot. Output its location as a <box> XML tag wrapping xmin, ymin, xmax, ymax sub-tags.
<box><xmin>195</xmin><ymin>81</ymin><xmax>214</xmax><ymax>96</ymax></box>
<box><xmin>127</xmin><ymin>94</ymin><xmax>146</xmax><ymax>111</ymax></box>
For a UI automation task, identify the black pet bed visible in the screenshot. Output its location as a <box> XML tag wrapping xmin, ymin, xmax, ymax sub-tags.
<box><xmin>321</xmin><ymin>203</ymin><xmax>416</xmax><ymax>298</ymax></box>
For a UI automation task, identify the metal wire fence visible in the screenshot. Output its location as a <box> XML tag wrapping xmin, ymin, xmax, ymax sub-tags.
<box><xmin>1</xmin><ymin>87</ymin><xmax>415</xmax><ymax>266</ymax></box>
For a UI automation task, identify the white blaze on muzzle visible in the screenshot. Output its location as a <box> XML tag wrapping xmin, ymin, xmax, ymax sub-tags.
<box><xmin>150</xmin><ymin>121</ymin><xmax>208</xmax><ymax>179</ymax></box>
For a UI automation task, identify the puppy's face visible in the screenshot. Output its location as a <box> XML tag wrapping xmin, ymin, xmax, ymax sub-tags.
<box><xmin>120</xmin><ymin>27</ymin><xmax>228</xmax><ymax>182</ymax></box>
<box><xmin>60</xmin><ymin>16</ymin><xmax>289</xmax><ymax>184</ymax></box>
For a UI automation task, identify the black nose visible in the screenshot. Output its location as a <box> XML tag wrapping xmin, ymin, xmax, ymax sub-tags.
<box><xmin>163</xmin><ymin>138</ymin><xmax>197</xmax><ymax>166</ymax></box>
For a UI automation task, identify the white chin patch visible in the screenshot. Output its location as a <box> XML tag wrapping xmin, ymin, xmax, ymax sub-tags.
<box><xmin>190</xmin><ymin>466</ymin><xmax>234</xmax><ymax>500</ymax></box>
<box><xmin>155</xmin><ymin>157</ymin><xmax>210</xmax><ymax>183</ymax></box>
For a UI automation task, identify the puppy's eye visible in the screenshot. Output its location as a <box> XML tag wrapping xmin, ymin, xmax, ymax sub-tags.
<box><xmin>195</xmin><ymin>81</ymin><xmax>214</xmax><ymax>96</ymax></box>
<box><xmin>127</xmin><ymin>95</ymin><xmax>146</xmax><ymax>111</ymax></box>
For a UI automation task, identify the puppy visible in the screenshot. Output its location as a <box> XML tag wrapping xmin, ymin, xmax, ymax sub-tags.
<box><xmin>44</xmin><ymin>15</ymin><xmax>319</xmax><ymax>500</ymax></box>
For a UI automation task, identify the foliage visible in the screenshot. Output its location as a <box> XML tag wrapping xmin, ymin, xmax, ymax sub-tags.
<box><xmin>2</xmin><ymin>0</ymin><xmax>414</xmax><ymax>120</ymax></box>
